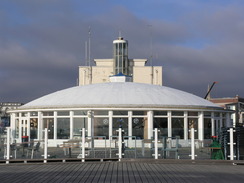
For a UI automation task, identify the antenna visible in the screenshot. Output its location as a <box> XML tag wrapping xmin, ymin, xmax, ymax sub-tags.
<box><xmin>147</xmin><ymin>24</ymin><xmax>153</xmax><ymax>66</ymax></box>
<box><xmin>85</xmin><ymin>41</ymin><xmax>88</xmax><ymax>66</ymax></box>
<box><xmin>88</xmin><ymin>26</ymin><xmax>91</xmax><ymax>67</ymax></box>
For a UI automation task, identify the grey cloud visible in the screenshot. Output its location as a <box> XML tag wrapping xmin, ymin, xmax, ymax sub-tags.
<box><xmin>1</xmin><ymin>1</ymin><xmax>244</xmax><ymax>103</ymax></box>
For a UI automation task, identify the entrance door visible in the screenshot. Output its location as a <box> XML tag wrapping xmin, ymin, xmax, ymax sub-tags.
<box><xmin>21</xmin><ymin>118</ymin><xmax>29</xmax><ymax>137</ymax></box>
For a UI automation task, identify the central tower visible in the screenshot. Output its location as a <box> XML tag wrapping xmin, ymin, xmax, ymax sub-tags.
<box><xmin>113</xmin><ymin>37</ymin><xmax>129</xmax><ymax>75</ymax></box>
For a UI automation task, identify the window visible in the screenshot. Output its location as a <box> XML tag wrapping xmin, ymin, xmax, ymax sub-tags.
<box><xmin>172</xmin><ymin>118</ymin><xmax>184</xmax><ymax>139</ymax></box>
<box><xmin>154</xmin><ymin>118</ymin><xmax>168</xmax><ymax>137</ymax></box>
<box><xmin>73</xmin><ymin>118</ymin><xmax>88</xmax><ymax>138</ymax></box>
<box><xmin>30</xmin><ymin>118</ymin><xmax>38</xmax><ymax>139</ymax></box>
<box><xmin>57</xmin><ymin>118</ymin><xmax>70</xmax><ymax>139</ymax></box>
<box><xmin>188</xmin><ymin>118</ymin><xmax>198</xmax><ymax>139</ymax></box>
<box><xmin>43</xmin><ymin>118</ymin><xmax>54</xmax><ymax>139</ymax></box>
<box><xmin>188</xmin><ymin>112</ymin><xmax>198</xmax><ymax>116</ymax></box>
<box><xmin>57</xmin><ymin>111</ymin><xmax>69</xmax><ymax>116</ymax></box>
<box><xmin>132</xmin><ymin>118</ymin><xmax>145</xmax><ymax>139</ymax></box>
<box><xmin>94</xmin><ymin>111</ymin><xmax>108</xmax><ymax>116</ymax></box>
<box><xmin>113</xmin><ymin>118</ymin><xmax>128</xmax><ymax>136</ymax></box>
<box><xmin>113</xmin><ymin>111</ymin><xmax>128</xmax><ymax>115</ymax></box>
<box><xmin>132</xmin><ymin>111</ymin><xmax>146</xmax><ymax>116</ymax></box>
<box><xmin>154</xmin><ymin>111</ymin><xmax>167</xmax><ymax>116</ymax></box>
<box><xmin>73</xmin><ymin>111</ymin><xmax>87</xmax><ymax>116</ymax></box>
<box><xmin>43</xmin><ymin>112</ymin><xmax>54</xmax><ymax>116</ymax></box>
<box><xmin>172</xmin><ymin>111</ymin><xmax>184</xmax><ymax>116</ymax></box>
<box><xmin>94</xmin><ymin>117</ymin><xmax>109</xmax><ymax>138</ymax></box>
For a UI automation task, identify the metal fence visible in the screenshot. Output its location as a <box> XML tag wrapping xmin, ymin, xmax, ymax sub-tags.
<box><xmin>0</xmin><ymin>127</ymin><xmax>242</xmax><ymax>164</ymax></box>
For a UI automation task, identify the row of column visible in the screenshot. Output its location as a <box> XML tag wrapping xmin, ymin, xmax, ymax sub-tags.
<box><xmin>10</xmin><ymin>110</ymin><xmax>231</xmax><ymax>143</ymax></box>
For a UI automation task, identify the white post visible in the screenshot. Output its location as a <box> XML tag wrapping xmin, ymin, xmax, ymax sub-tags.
<box><xmin>168</xmin><ymin>111</ymin><xmax>172</xmax><ymax>138</ymax></box>
<box><xmin>81</xmin><ymin>128</ymin><xmax>85</xmax><ymax>162</ymax></box>
<box><xmin>128</xmin><ymin>111</ymin><xmax>132</xmax><ymax>143</ymax></box>
<box><xmin>228</xmin><ymin>128</ymin><xmax>236</xmax><ymax>160</ymax></box>
<box><xmin>189</xmin><ymin>128</ymin><xmax>197</xmax><ymax>160</ymax></box>
<box><xmin>147</xmin><ymin>111</ymin><xmax>153</xmax><ymax>140</ymax></box>
<box><xmin>87</xmin><ymin>111</ymin><xmax>93</xmax><ymax>137</ymax></box>
<box><xmin>117</xmin><ymin>128</ymin><xmax>124</xmax><ymax>161</ymax></box>
<box><xmin>198</xmin><ymin>112</ymin><xmax>204</xmax><ymax>141</ymax></box>
<box><xmin>70</xmin><ymin>111</ymin><xmax>74</xmax><ymax>139</ymax></box>
<box><xmin>211</xmin><ymin>112</ymin><xmax>215</xmax><ymax>136</ymax></box>
<box><xmin>154</xmin><ymin>128</ymin><xmax>159</xmax><ymax>159</ymax></box>
<box><xmin>184</xmin><ymin>112</ymin><xmax>188</xmax><ymax>140</ymax></box>
<box><xmin>44</xmin><ymin>128</ymin><xmax>48</xmax><ymax>163</ymax></box>
<box><xmin>109</xmin><ymin>111</ymin><xmax>113</xmax><ymax>141</ymax></box>
<box><xmin>6</xmin><ymin>127</ymin><xmax>11</xmax><ymax>164</ymax></box>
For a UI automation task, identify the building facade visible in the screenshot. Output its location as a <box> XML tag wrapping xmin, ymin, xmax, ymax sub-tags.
<box><xmin>9</xmin><ymin>80</ymin><xmax>230</xmax><ymax>147</ymax></box>
<box><xmin>78</xmin><ymin>37</ymin><xmax>162</xmax><ymax>86</ymax></box>
<box><xmin>209</xmin><ymin>96</ymin><xmax>244</xmax><ymax>127</ymax></box>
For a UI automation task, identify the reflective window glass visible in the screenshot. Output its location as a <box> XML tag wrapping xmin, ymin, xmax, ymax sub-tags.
<box><xmin>57</xmin><ymin>118</ymin><xmax>70</xmax><ymax>139</ymax></box>
<box><xmin>172</xmin><ymin>111</ymin><xmax>184</xmax><ymax>116</ymax></box>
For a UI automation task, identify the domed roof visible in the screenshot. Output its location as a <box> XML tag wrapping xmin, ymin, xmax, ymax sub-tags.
<box><xmin>20</xmin><ymin>82</ymin><xmax>220</xmax><ymax>110</ymax></box>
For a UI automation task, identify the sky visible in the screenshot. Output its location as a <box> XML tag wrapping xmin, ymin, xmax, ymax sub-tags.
<box><xmin>1</xmin><ymin>0</ymin><xmax>244</xmax><ymax>103</ymax></box>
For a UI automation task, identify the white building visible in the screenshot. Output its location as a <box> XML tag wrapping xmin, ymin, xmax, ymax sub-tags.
<box><xmin>79</xmin><ymin>37</ymin><xmax>163</xmax><ymax>86</ymax></box>
<box><xmin>9</xmin><ymin>76</ymin><xmax>230</xmax><ymax>147</ymax></box>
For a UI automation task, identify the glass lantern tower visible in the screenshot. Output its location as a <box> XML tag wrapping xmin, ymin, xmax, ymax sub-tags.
<box><xmin>113</xmin><ymin>37</ymin><xmax>129</xmax><ymax>75</ymax></box>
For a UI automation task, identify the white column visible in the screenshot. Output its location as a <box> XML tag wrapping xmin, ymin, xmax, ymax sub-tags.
<box><xmin>27</xmin><ymin>112</ymin><xmax>30</xmax><ymax>137</ymax></box>
<box><xmin>184</xmin><ymin>111</ymin><xmax>188</xmax><ymax>140</ymax></box>
<box><xmin>128</xmin><ymin>111</ymin><xmax>132</xmax><ymax>138</ymax></box>
<box><xmin>19</xmin><ymin>114</ymin><xmax>22</xmax><ymax>142</ymax></box>
<box><xmin>38</xmin><ymin>112</ymin><xmax>42</xmax><ymax>140</ymax></box>
<box><xmin>87</xmin><ymin>110</ymin><xmax>93</xmax><ymax>137</ymax></box>
<box><xmin>198</xmin><ymin>112</ymin><xmax>204</xmax><ymax>141</ymax></box>
<box><xmin>109</xmin><ymin>111</ymin><xmax>113</xmax><ymax>140</ymax></box>
<box><xmin>54</xmin><ymin>111</ymin><xmax>57</xmax><ymax>140</ymax></box>
<box><xmin>10</xmin><ymin>113</ymin><xmax>15</xmax><ymax>143</ymax></box>
<box><xmin>147</xmin><ymin>111</ymin><xmax>153</xmax><ymax>139</ymax></box>
<box><xmin>168</xmin><ymin>111</ymin><xmax>172</xmax><ymax>138</ymax></box>
<box><xmin>211</xmin><ymin>112</ymin><xmax>215</xmax><ymax>136</ymax></box>
<box><xmin>70</xmin><ymin>111</ymin><xmax>74</xmax><ymax>139</ymax></box>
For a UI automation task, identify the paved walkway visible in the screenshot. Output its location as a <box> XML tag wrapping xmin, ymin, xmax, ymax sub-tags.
<box><xmin>0</xmin><ymin>160</ymin><xmax>244</xmax><ymax>183</ymax></box>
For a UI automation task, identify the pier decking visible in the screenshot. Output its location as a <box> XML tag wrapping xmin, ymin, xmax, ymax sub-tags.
<box><xmin>0</xmin><ymin>160</ymin><xmax>243</xmax><ymax>183</ymax></box>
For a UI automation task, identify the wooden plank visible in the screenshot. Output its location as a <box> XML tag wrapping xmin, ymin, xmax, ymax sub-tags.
<box><xmin>97</xmin><ymin>162</ymin><xmax>110</xmax><ymax>182</ymax></box>
<box><xmin>117</xmin><ymin>162</ymin><xmax>123</xmax><ymax>183</ymax></box>
<box><xmin>127</xmin><ymin>162</ymin><xmax>137</xmax><ymax>183</ymax></box>
<box><xmin>130</xmin><ymin>162</ymin><xmax>142</xmax><ymax>183</ymax></box>
<box><xmin>79</xmin><ymin>163</ymin><xmax>97</xmax><ymax>183</ymax></box>
<box><xmin>122</xmin><ymin>162</ymin><xmax>130</xmax><ymax>183</ymax></box>
<box><xmin>110</xmin><ymin>162</ymin><xmax>118</xmax><ymax>183</ymax></box>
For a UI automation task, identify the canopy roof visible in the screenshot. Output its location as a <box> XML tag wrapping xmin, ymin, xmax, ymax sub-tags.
<box><xmin>20</xmin><ymin>82</ymin><xmax>220</xmax><ymax>110</ymax></box>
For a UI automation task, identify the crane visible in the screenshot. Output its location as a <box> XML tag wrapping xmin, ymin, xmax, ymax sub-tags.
<box><xmin>204</xmin><ymin>82</ymin><xmax>217</xmax><ymax>99</ymax></box>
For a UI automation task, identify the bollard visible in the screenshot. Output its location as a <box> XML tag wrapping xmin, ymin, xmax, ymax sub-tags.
<box><xmin>228</xmin><ymin>128</ymin><xmax>236</xmax><ymax>160</ymax></box>
<box><xmin>154</xmin><ymin>128</ymin><xmax>159</xmax><ymax>159</ymax></box>
<box><xmin>116</xmin><ymin>128</ymin><xmax>124</xmax><ymax>161</ymax></box>
<box><xmin>81</xmin><ymin>128</ymin><xmax>85</xmax><ymax>162</ymax></box>
<box><xmin>44</xmin><ymin>128</ymin><xmax>48</xmax><ymax>163</ymax></box>
<box><xmin>189</xmin><ymin>128</ymin><xmax>197</xmax><ymax>160</ymax></box>
<box><xmin>6</xmin><ymin>127</ymin><xmax>11</xmax><ymax>164</ymax></box>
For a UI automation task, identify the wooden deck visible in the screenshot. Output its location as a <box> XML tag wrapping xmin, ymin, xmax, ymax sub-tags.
<box><xmin>0</xmin><ymin>160</ymin><xmax>243</xmax><ymax>182</ymax></box>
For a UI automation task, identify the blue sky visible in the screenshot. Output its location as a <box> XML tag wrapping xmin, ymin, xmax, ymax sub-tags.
<box><xmin>1</xmin><ymin>0</ymin><xmax>244</xmax><ymax>102</ymax></box>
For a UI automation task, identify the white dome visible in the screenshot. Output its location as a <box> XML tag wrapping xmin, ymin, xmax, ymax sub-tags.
<box><xmin>20</xmin><ymin>82</ymin><xmax>220</xmax><ymax>109</ymax></box>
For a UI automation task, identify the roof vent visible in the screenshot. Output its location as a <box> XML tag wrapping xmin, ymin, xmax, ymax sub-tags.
<box><xmin>109</xmin><ymin>73</ymin><xmax>132</xmax><ymax>82</ymax></box>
